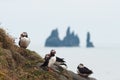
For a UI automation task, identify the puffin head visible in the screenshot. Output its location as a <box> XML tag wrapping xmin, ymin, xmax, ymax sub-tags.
<box><xmin>20</xmin><ymin>32</ymin><xmax>28</xmax><ymax>37</ymax></box>
<box><xmin>78</xmin><ymin>63</ymin><xmax>84</xmax><ymax>68</ymax></box>
<box><xmin>50</xmin><ymin>49</ymin><xmax>56</xmax><ymax>56</ymax></box>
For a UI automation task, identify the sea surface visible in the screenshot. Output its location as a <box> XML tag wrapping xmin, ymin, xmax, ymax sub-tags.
<box><xmin>30</xmin><ymin>46</ymin><xmax>120</xmax><ymax>80</ymax></box>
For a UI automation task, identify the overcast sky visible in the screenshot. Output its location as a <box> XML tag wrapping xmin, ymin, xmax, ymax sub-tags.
<box><xmin>0</xmin><ymin>0</ymin><xmax>120</xmax><ymax>49</ymax></box>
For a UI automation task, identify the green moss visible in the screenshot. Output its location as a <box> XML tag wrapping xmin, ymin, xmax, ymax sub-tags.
<box><xmin>31</xmin><ymin>70</ymin><xmax>43</xmax><ymax>76</ymax></box>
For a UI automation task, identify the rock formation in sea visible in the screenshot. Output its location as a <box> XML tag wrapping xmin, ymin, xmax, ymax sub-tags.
<box><xmin>86</xmin><ymin>32</ymin><xmax>94</xmax><ymax>48</ymax></box>
<box><xmin>45</xmin><ymin>28</ymin><xmax>62</xmax><ymax>47</ymax></box>
<box><xmin>62</xmin><ymin>27</ymin><xmax>80</xmax><ymax>47</ymax></box>
<box><xmin>45</xmin><ymin>27</ymin><xmax>80</xmax><ymax>47</ymax></box>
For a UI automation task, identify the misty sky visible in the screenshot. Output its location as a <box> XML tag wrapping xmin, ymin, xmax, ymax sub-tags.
<box><xmin>0</xmin><ymin>0</ymin><xmax>120</xmax><ymax>49</ymax></box>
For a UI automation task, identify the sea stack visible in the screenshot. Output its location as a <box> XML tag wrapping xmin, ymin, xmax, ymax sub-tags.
<box><xmin>86</xmin><ymin>32</ymin><xmax>94</xmax><ymax>48</ymax></box>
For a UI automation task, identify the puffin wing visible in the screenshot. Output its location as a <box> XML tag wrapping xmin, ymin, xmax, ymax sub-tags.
<box><xmin>41</xmin><ymin>58</ymin><xmax>49</xmax><ymax>67</ymax></box>
<box><xmin>56</xmin><ymin>57</ymin><xmax>65</xmax><ymax>62</ymax></box>
<box><xmin>83</xmin><ymin>67</ymin><xmax>93</xmax><ymax>74</ymax></box>
<box><xmin>55</xmin><ymin>57</ymin><xmax>67</xmax><ymax>69</ymax></box>
<box><xmin>78</xmin><ymin>66</ymin><xmax>93</xmax><ymax>74</ymax></box>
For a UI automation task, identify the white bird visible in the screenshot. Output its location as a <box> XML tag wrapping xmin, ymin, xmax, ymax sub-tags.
<box><xmin>19</xmin><ymin>32</ymin><xmax>30</xmax><ymax>48</ymax></box>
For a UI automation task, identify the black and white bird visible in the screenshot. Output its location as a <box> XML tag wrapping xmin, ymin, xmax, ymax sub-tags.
<box><xmin>41</xmin><ymin>50</ymin><xmax>67</xmax><ymax>71</ymax></box>
<box><xmin>41</xmin><ymin>50</ymin><xmax>56</xmax><ymax>71</ymax></box>
<box><xmin>48</xmin><ymin>50</ymin><xmax>56</xmax><ymax>70</ymax></box>
<box><xmin>77</xmin><ymin>63</ymin><xmax>93</xmax><ymax>77</ymax></box>
<box><xmin>19</xmin><ymin>32</ymin><xmax>30</xmax><ymax>48</ymax></box>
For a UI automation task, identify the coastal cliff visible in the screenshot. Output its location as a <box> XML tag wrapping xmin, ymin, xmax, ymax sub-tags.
<box><xmin>0</xmin><ymin>28</ymin><xmax>96</xmax><ymax>80</ymax></box>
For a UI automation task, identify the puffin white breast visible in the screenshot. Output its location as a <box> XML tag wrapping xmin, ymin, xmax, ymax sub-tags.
<box><xmin>48</xmin><ymin>56</ymin><xmax>56</xmax><ymax>67</ymax></box>
<box><xmin>19</xmin><ymin>37</ymin><xmax>30</xmax><ymax>48</ymax></box>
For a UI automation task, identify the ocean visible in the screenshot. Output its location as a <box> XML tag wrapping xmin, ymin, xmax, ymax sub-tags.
<box><xmin>30</xmin><ymin>46</ymin><xmax>120</xmax><ymax>80</ymax></box>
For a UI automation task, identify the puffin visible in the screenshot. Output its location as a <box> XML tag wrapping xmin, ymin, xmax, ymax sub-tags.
<box><xmin>77</xmin><ymin>63</ymin><xmax>93</xmax><ymax>77</ymax></box>
<box><xmin>41</xmin><ymin>49</ymin><xmax>56</xmax><ymax>71</ymax></box>
<box><xmin>41</xmin><ymin>50</ymin><xmax>67</xmax><ymax>71</ymax></box>
<box><xmin>19</xmin><ymin>32</ymin><xmax>30</xmax><ymax>48</ymax></box>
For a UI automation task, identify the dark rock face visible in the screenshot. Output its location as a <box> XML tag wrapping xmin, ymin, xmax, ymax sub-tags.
<box><xmin>45</xmin><ymin>29</ymin><xmax>62</xmax><ymax>47</ymax></box>
<box><xmin>86</xmin><ymin>32</ymin><xmax>94</xmax><ymax>48</ymax></box>
<box><xmin>45</xmin><ymin>27</ymin><xmax>80</xmax><ymax>47</ymax></box>
<box><xmin>68</xmin><ymin>71</ymin><xmax>97</xmax><ymax>80</ymax></box>
<box><xmin>62</xmin><ymin>27</ymin><xmax>80</xmax><ymax>47</ymax></box>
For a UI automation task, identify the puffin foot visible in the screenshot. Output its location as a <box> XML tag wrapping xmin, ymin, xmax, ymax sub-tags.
<box><xmin>48</xmin><ymin>67</ymin><xmax>54</xmax><ymax>72</ymax></box>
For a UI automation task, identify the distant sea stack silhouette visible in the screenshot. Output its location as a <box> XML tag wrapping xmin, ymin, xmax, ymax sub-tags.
<box><xmin>45</xmin><ymin>28</ymin><xmax>61</xmax><ymax>47</ymax></box>
<box><xmin>45</xmin><ymin>27</ymin><xmax>80</xmax><ymax>47</ymax></box>
<box><xmin>62</xmin><ymin>27</ymin><xmax>80</xmax><ymax>46</ymax></box>
<box><xmin>86</xmin><ymin>32</ymin><xmax>94</xmax><ymax>48</ymax></box>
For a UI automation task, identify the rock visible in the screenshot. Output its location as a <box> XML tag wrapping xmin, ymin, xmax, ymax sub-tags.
<box><xmin>86</xmin><ymin>32</ymin><xmax>94</xmax><ymax>48</ymax></box>
<box><xmin>45</xmin><ymin>28</ymin><xmax>61</xmax><ymax>47</ymax></box>
<box><xmin>62</xmin><ymin>27</ymin><xmax>80</xmax><ymax>47</ymax></box>
<box><xmin>45</xmin><ymin>27</ymin><xmax>80</xmax><ymax>47</ymax></box>
<box><xmin>38</xmin><ymin>62</ymin><xmax>97</xmax><ymax>80</ymax></box>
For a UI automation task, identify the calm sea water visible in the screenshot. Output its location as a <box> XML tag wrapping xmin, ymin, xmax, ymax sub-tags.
<box><xmin>30</xmin><ymin>46</ymin><xmax>120</xmax><ymax>80</ymax></box>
